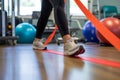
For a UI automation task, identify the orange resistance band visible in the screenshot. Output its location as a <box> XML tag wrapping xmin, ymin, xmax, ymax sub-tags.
<box><xmin>64</xmin><ymin>0</ymin><xmax>66</xmax><ymax>3</ymax></box>
<box><xmin>74</xmin><ymin>0</ymin><xmax>120</xmax><ymax>51</ymax></box>
<box><xmin>44</xmin><ymin>25</ymin><xmax>58</xmax><ymax>46</ymax></box>
<box><xmin>43</xmin><ymin>49</ymin><xmax>120</xmax><ymax>68</ymax></box>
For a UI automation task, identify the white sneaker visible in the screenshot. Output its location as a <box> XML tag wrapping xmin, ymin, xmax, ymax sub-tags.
<box><xmin>33</xmin><ymin>39</ymin><xmax>47</xmax><ymax>50</ymax></box>
<box><xmin>64</xmin><ymin>38</ymin><xmax>85</xmax><ymax>56</ymax></box>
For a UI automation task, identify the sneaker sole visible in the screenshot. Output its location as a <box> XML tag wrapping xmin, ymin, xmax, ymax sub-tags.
<box><xmin>33</xmin><ymin>46</ymin><xmax>47</xmax><ymax>50</ymax></box>
<box><xmin>69</xmin><ymin>45</ymin><xmax>85</xmax><ymax>56</ymax></box>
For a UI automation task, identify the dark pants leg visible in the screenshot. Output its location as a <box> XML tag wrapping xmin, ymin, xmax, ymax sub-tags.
<box><xmin>36</xmin><ymin>0</ymin><xmax>53</xmax><ymax>39</ymax></box>
<box><xmin>36</xmin><ymin>0</ymin><xmax>69</xmax><ymax>39</ymax></box>
<box><xmin>51</xmin><ymin>0</ymin><xmax>69</xmax><ymax>37</ymax></box>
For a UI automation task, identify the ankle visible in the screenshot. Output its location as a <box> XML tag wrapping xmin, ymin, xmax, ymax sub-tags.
<box><xmin>34</xmin><ymin>38</ymin><xmax>42</xmax><ymax>41</ymax></box>
<box><xmin>62</xmin><ymin>34</ymin><xmax>71</xmax><ymax>43</ymax></box>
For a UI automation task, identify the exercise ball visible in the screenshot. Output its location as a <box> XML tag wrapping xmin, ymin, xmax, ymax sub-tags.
<box><xmin>15</xmin><ymin>23</ymin><xmax>36</xmax><ymax>43</ymax></box>
<box><xmin>82</xmin><ymin>20</ymin><xmax>99</xmax><ymax>43</ymax></box>
<box><xmin>96</xmin><ymin>17</ymin><xmax>120</xmax><ymax>44</ymax></box>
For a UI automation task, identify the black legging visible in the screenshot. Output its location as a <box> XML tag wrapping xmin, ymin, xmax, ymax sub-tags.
<box><xmin>36</xmin><ymin>0</ymin><xmax>69</xmax><ymax>39</ymax></box>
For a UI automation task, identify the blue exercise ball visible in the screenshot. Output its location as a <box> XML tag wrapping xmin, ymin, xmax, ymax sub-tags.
<box><xmin>15</xmin><ymin>23</ymin><xmax>36</xmax><ymax>43</ymax></box>
<box><xmin>82</xmin><ymin>20</ymin><xmax>99</xmax><ymax>43</ymax></box>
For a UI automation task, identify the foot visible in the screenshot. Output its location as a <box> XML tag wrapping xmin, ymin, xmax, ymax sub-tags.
<box><xmin>64</xmin><ymin>38</ymin><xmax>85</xmax><ymax>56</ymax></box>
<box><xmin>33</xmin><ymin>39</ymin><xmax>47</xmax><ymax>50</ymax></box>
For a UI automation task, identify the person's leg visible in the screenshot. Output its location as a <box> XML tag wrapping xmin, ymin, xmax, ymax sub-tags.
<box><xmin>50</xmin><ymin>0</ymin><xmax>70</xmax><ymax>43</ymax></box>
<box><xmin>36</xmin><ymin>0</ymin><xmax>53</xmax><ymax>39</ymax></box>
<box><xmin>51</xmin><ymin>0</ymin><xmax>85</xmax><ymax>55</ymax></box>
<box><xmin>33</xmin><ymin>0</ymin><xmax>53</xmax><ymax>50</ymax></box>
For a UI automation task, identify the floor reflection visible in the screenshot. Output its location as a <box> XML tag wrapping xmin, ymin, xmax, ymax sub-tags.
<box><xmin>62</xmin><ymin>56</ymin><xmax>84</xmax><ymax>80</ymax></box>
<box><xmin>0</xmin><ymin>44</ymin><xmax>120</xmax><ymax>80</ymax></box>
<box><xmin>34</xmin><ymin>50</ymin><xmax>84</xmax><ymax>80</ymax></box>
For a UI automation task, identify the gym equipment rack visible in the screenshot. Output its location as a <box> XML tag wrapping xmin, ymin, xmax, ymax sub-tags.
<box><xmin>0</xmin><ymin>0</ymin><xmax>18</xmax><ymax>45</ymax></box>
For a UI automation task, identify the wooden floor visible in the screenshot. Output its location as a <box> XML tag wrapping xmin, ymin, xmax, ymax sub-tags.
<box><xmin>0</xmin><ymin>42</ymin><xmax>120</xmax><ymax>80</ymax></box>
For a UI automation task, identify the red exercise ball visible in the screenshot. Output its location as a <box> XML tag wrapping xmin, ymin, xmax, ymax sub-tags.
<box><xmin>96</xmin><ymin>17</ymin><xmax>120</xmax><ymax>45</ymax></box>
